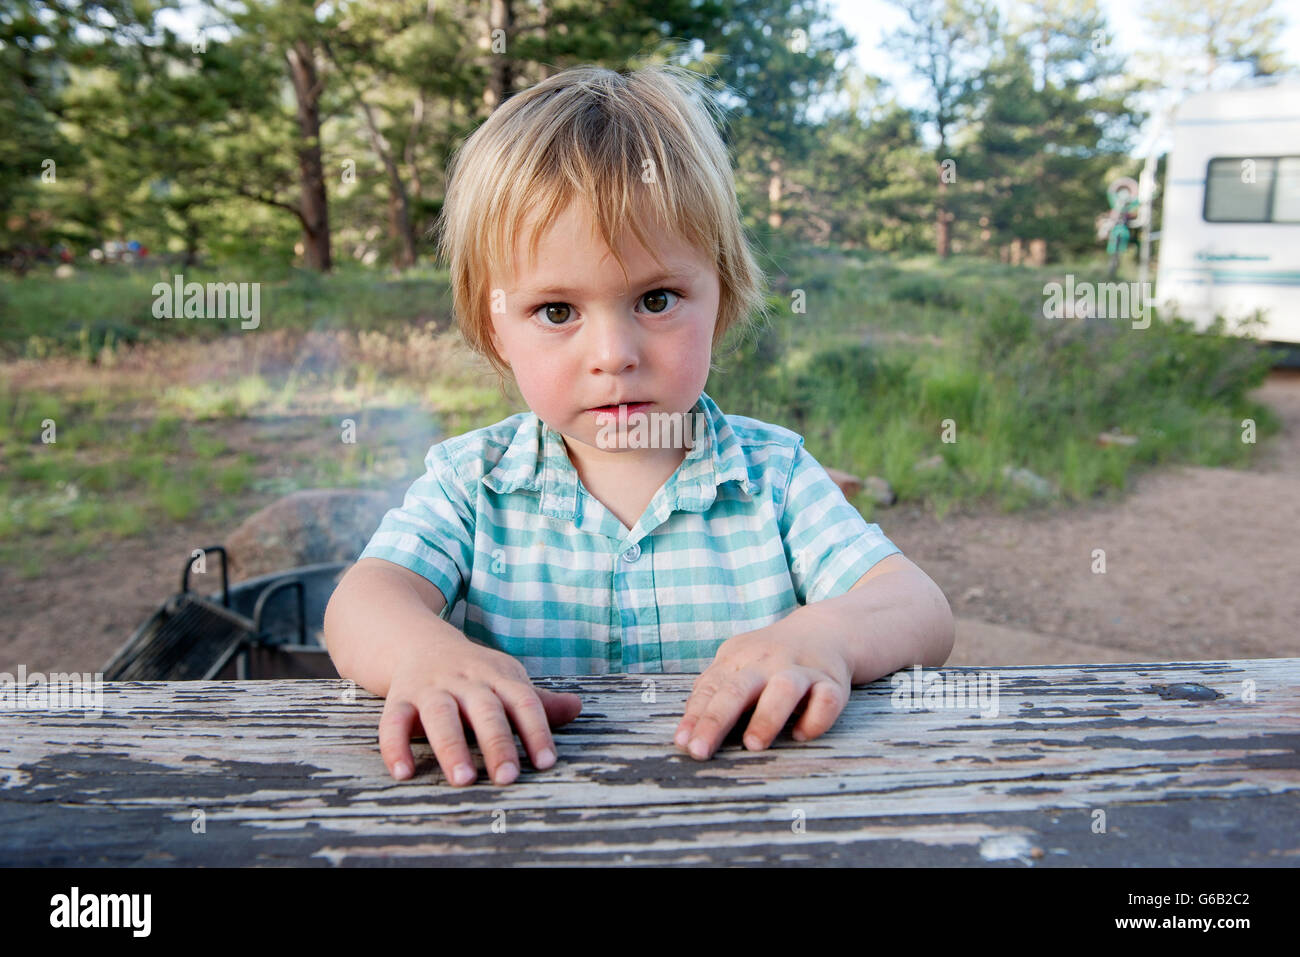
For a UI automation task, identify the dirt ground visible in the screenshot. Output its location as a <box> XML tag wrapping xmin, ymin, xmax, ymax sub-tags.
<box><xmin>921</xmin><ymin>368</ymin><xmax>1300</xmax><ymax>666</ymax></box>
<box><xmin>2</xmin><ymin>348</ymin><xmax>1297</xmax><ymax>674</ymax></box>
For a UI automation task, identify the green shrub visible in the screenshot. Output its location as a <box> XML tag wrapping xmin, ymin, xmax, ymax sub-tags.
<box><xmin>888</xmin><ymin>274</ymin><xmax>967</xmax><ymax>308</ymax></box>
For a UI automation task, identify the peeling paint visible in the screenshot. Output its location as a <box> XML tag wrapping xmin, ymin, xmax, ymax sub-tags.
<box><xmin>0</xmin><ymin>661</ymin><xmax>1296</xmax><ymax>865</ymax></box>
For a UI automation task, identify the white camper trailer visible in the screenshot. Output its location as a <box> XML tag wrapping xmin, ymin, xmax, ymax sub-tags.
<box><xmin>1155</xmin><ymin>82</ymin><xmax>1300</xmax><ymax>346</ymax></box>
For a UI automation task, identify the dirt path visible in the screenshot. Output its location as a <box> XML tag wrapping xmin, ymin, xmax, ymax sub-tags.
<box><xmin>3</xmin><ymin>362</ymin><xmax>1297</xmax><ymax>675</ymax></box>
<box><xmin>891</xmin><ymin>368</ymin><xmax>1300</xmax><ymax>665</ymax></box>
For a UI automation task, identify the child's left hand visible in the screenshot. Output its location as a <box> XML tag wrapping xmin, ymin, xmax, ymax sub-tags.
<box><xmin>672</xmin><ymin>629</ymin><xmax>854</xmax><ymax>760</ymax></box>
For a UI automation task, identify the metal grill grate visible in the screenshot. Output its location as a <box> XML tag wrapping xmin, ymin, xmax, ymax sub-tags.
<box><xmin>107</xmin><ymin>595</ymin><xmax>252</xmax><ymax>680</ymax></box>
<box><xmin>104</xmin><ymin>547</ymin><xmax>330</xmax><ymax>681</ymax></box>
<box><xmin>103</xmin><ymin>546</ymin><xmax>256</xmax><ymax>681</ymax></box>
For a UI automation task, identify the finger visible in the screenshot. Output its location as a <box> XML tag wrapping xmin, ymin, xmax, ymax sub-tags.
<box><xmin>741</xmin><ymin>670</ymin><xmax>813</xmax><ymax>751</ymax></box>
<box><xmin>790</xmin><ymin>680</ymin><xmax>849</xmax><ymax>742</ymax></box>
<box><xmin>413</xmin><ymin>690</ymin><xmax>478</xmax><ymax>787</ymax></box>
<box><xmin>495</xmin><ymin>680</ymin><xmax>559</xmax><ymax>770</ymax></box>
<box><xmin>685</xmin><ymin>671</ymin><xmax>767</xmax><ymax>760</ymax></box>
<box><xmin>535</xmin><ymin>688</ymin><xmax>584</xmax><ymax>727</ymax></box>
<box><xmin>462</xmin><ymin>687</ymin><xmax>522</xmax><ymax>785</ymax></box>
<box><xmin>378</xmin><ymin>698</ymin><xmax>421</xmax><ymax>780</ymax></box>
<box><xmin>673</xmin><ymin>673</ymin><xmax>720</xmax><ymax>750</ymax></box>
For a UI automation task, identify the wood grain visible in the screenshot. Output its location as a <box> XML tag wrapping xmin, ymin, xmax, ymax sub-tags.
<box><xmin>1</xmin><ymin>660</ymin><xmax>1297</xmax><ymax>866</ymax></box>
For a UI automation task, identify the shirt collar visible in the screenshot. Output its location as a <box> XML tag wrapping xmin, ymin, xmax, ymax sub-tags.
<box><xmin>481</xmin><ymin>390</ymin><xmax>756</xmax><ymax>522</ymax></box>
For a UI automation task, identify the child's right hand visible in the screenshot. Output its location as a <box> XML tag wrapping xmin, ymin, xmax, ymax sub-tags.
<box><xmin>379</xmin><ymin>633</ymin><xmax>583</xmax><ymax>786</ymax></box>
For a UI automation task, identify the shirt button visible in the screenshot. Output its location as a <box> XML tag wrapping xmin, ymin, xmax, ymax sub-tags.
<box><xmin>621</xmin><ymin>543</ymin><xmax>641</xmax><ymax>563</ymax></box>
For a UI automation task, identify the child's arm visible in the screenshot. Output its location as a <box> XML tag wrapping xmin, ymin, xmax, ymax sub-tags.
<box><xmin>323</xmin><ymin>557</ymin><xmax>582</xmax><ymax>785</ymax></box>
<box><xmin>815</xmin><ymin>553</ymin><xmax>954</xmax><ymax>683</ymax></box>
<box><xmin>323</xmin><ymin>557</ymin><xmax>457</xmax><ymax>697</ymax></box>
<box><xmin>673</xmin><ymin>554</ymin><xmax>953</xmax><ymax>760</ymax></box>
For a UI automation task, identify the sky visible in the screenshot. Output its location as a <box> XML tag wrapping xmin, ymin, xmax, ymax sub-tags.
<box><xmin>827</xmin><ymin>0</ymin><xmax>1300</xmax><ymax>95</ymax></box>
<box><xmin>826</xmin><ymin>0</ymin><xmax>1300</xmax><ymax>154</ymax></box>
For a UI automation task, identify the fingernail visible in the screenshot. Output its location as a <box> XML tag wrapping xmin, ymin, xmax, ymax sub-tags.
<box><xmin>393</xmin><ymin>761</ymin><xmax>411</xmax><ymax>780</ymax></box>
<box><xmin>744</xmin><ymin>735</ymin><xmax>762</xmax><ymax>750</ymax></box>
<box><xmin>689</xmin><ymin>738</ymin><xmax>708</xmax><ymax>759</ymax></box>
<box><xmin>674</xmin><ymin>729</ymin><xmax>689</xmax><ymax>747</ymax></box>
<box><xmin>495</xmin><ymin>762</ymin><xmax>518</xmax><ymax>785</ymax></box>
<box><xmin>536</xmin><ymin>748</ymin><xmax>555</xmax><ymax>769</ymax></box>
<box><xmin>452</xmin><ymin>763</ymin><xmax>475</xmax><ymax>785</ymax></box>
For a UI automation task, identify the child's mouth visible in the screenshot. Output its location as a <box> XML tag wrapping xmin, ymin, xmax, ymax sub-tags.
<box><xmin>588</xmin><ymin>402</ymin><xmax>651</xmax><ymax>416</ymax></box>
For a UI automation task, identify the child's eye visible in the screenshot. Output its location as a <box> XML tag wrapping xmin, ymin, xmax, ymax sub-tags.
<box><xmin>529</xmin><ymin>289</ymin><xmax>682</xmax><ymax>327</ymax></box>
<box><xmin>533</xmin><ymin>303</ymin><xmax>573</xmax><ymax>326</ymax></box>
<box><xmin>639</xmin><ymin>289</ymin><xmax>681</xmax><ymax>314</ymax></box>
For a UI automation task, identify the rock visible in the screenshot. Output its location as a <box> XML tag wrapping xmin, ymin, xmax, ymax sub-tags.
<box><xmin>1097</xmin><ymin>430</ymin><xmax>1138</xmax><ymax>447</ymax></box>
<box><xmin>223</xmin><ymin>488</ymin><xmax>395</xmax><ymax>582</ymax></box>
<box><xmin>824</xmin><ymin>468</ymin><xmax>896</xmax><ymax>505</ymax></box>
<box><xmin>863</xmin><ymin>475</ymin><xmax>896</xmax><ymax>505</ymax></box>
<box><xmin>1001</xmin><ymin>465</ymin><xmax>1056</xmax><ymax>497</ymax></box>
<box><xmin>823</xmin><ymin>467</ymin><xmax>863</xmax><ymax>497</ymax></box>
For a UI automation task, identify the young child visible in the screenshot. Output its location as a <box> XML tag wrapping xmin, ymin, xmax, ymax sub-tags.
<box><xmin>322</xmin><ymin>63</ymin><xmax>953</xmax><ymax>789</ymax></box>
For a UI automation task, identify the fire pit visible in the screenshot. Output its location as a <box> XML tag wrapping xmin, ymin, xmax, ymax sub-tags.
<box><xmin>103</xmin><ymin>545</ymin><xmax>345</xmax><ymax>680</ymax></box>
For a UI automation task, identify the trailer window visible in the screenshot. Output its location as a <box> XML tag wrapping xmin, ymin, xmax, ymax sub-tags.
<box><xmin>1204</xmin><ymin>156</ymin><xmax>1300</xmax><ymax>223</ymax></box>
<box><xmin>1275</xmin><ymin>158</ymin><xmax>1300</xmax><ymax>222</ymax></box>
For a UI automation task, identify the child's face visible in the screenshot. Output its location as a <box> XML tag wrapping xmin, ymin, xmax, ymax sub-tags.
<box><xmin>488</xmin><ymin>199</ymin><xmax>719</xmax><ymax>472</ymax></box>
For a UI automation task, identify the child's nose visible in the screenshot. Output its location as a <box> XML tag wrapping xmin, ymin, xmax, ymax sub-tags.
<box><xmin>585</xmin><ymin>313</ymin><xmax>640</xmax><ymax>374</ymax></box>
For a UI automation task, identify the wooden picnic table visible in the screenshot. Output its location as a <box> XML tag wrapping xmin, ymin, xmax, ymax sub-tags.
<box><xmin>2</xmin><ymin>659</ymin><xmax>1297</xmax><ymax>866</ymax></box>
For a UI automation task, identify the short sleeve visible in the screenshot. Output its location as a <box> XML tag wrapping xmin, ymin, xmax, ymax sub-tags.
<box><xmin>357</xmin><ymin>443</ymin><xmax>476</xmax><ymax>616</ymax></box>
<box><xmin>779</xmin><ymin>441</ymin><xmax>901</xmax><ymax>604</ymax></box>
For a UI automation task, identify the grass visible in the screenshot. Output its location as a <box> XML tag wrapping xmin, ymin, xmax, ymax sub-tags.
<box><xmin>0</xmin><ymin>248</ymin><xmax>1284</xmax><ymax>567</ymax></box>
<box><xmin>0</xmin><ymin>309</ymin><xmax>500</xmax><ymax>564</ymax></box>
<box><xmin>706</xmin><ymin>250</ymin><xmax>1280</xmax><ymax>520</ymax></box>
<box><xmin>0</xmin><ymin>262</ymin><xmax>454</xmax><ymax>358</ymax></box>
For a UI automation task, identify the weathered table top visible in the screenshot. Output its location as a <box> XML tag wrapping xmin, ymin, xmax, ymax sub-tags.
<box><xmin>2</xmin><ymin>659</ymin><xmax>1297</xmax><ymax>866</ymax></box>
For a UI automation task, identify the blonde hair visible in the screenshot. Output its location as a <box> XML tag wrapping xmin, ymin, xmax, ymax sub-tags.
<box><xmin>433</xmin><ymin>63</ymin><xmax>770</xmax><ymax>387</ymax></box>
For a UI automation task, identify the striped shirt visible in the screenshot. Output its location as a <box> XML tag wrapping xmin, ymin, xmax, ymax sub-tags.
<box><xmin>358</xmin><ymin>390</ymin><xmax>901</xmax><ymax>675</ymax></box>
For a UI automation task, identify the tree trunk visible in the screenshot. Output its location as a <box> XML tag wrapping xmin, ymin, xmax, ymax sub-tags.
<box><xmin>356</xmin><ymin>95</ymin><xmax>417</xmax><ymax>269</ymax></box>
<box><xmin>387</xmin><ymin>187</ymin><xmax>416</xmax><ymax>268</ymax></box>
<box><xmin>286</xmin><ymin>38</ymin><xmax>332</xmax><ymax>272</ymax></box>
<box><xmin>183</xmin><ymin>213</ymin><xmax>200</xmax><ymax>268</ymax></box>
<box><xmin>935</xmin><ymin>176</ymin><xmax>951</xmax><ymax>259</ymax></box>
<box><xmin>407</xmin><ymin>94</ymin><xmax>425</xmax><ymax>202</ymax></box>
<box><xmin>484</xmin><ymin>0</ymin><xmax>515</xmax><ymax>111</ymax></box>
<box><xmin>536</xmin><ymin>1</ymin><xmax>552</xmax><ymax>80</ymax></box>
<box><xmin>767</xmin><ymin>155</ymin><xmax>783</xmax><ymax>230</ymax></box>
